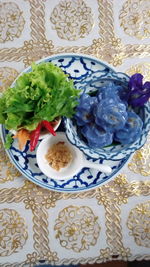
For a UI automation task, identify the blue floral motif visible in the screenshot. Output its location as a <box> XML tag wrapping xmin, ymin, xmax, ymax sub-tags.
<box><xmin>4</xmin><ymin>127</ymin><xmax>127</xmax><ymax>192</ymax></box>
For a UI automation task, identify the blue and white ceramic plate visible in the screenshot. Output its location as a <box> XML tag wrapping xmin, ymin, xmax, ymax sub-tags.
<box><xmin>0</xmin><ymin>54</ymin><xmax>131</xmax><ymax>193</ymax></box>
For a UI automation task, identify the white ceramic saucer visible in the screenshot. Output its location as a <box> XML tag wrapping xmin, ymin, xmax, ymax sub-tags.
<box><xmin>36</xmin><ymin>132</ymin><xmax>112</xmax><ymax>180</ymax></box>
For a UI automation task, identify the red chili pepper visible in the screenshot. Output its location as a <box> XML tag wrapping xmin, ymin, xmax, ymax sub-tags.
<box><xmin>30</xmin><ymin>122</ymin><xmax>42</xmax><ymax>151</ymax></box>
<box><xmin>42</xmin><ymin>120</ymin><xmax>56</xmax><ymax>136</ymax></box>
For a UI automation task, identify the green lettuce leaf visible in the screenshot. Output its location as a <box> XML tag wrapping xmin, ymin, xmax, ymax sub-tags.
<box><xmin>0</xmin><ymin>62</ymin><xmax>80</xmax><ymax>131</ymax></box>
<box><xmin>4</xmin><ymin>134</ymin><xmax>13</xmax><ymax>149</ymax></box>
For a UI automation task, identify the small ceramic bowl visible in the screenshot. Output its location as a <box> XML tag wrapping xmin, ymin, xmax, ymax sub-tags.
<box><xmin>36</xmin><ymin>132</ymin><xmax>112</xmax><ymax>180</ymax></box>
<box><xmin>64</xmin><ymin>73</ymin><xmax>150</xmax><ymax>160</ymax></box>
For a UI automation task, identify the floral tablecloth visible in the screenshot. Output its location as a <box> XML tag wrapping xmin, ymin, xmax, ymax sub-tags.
<box><xmin>0</xmin><ymin>0</ymin><xmax>150</xmax><ymax>266</ymax></box>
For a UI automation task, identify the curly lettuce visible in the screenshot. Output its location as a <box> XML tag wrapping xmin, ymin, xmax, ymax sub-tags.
<box><xmin>4</xmin><ymin>133</ymin><xmax>13</xmax><ymax>149</ymax></box>
<box><xmin>0</xmin><ymin>62</ymin><xmax>80</xmax><ymax>131</ymax></box>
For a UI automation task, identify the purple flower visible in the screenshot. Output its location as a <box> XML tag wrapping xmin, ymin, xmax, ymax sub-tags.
<box><xmin>128</xmin><ymin>73</ymin><xmax>150</xmax><ymax>107</ymax></box>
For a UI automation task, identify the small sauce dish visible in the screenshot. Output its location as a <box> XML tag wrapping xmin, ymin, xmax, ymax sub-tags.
<box><xmin>36</xmin><ymin>132</ymin><xmax>112</xmax><ymax>180</ymax></box>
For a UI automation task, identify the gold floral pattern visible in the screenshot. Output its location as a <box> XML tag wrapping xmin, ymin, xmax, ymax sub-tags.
<box><xmin>111</xmin><ymin>53</ymin><xmax>124</xmax><ymax>67</ymax></box>
<box><xmin>126</xmin><ymin>63</ymin><xmax>150</xmax><ymax>82</ymax></box>
<box><xmin>25</xmin><ymin>250</ymin><xmax>59</xmax><ymax>267</ymax></box>
<box><xmin>128</xmin><ymin>133</ymin><xmax>150</xmax><ymax>176</ymax></box>
<box><xmin>41</xmin><ymin>195</ymin><xmax>58</xmax><ymax>209</ymax></box>
<box><xmin>0</xmin><ymin>209</ymin><xmax>28</xmax><ymax>256</ymax></box>
<box><xmin>0</xmin><ymin>139</ymin><xmax>21</xmax><ymax>183</ymax></box>
<box><xmin>23</xmin><ymin>39</ymin><xmax>54</xmax><ymax>56</ymax></box>
<box><xmin>23</xmin><ymin>39</ymin><xmax>54</xmax><ymax>67</ymax></box>
<box><xmin>50</xmin><ymin>0</ymin><xmax>94</xmax><ymax>40</ymax></box>
<box><xmin>0</xmin><ymin>0</ymin><xmax>148</xmax><ymax>67</ymax></box>
<box><xmin>42</xmin><ymin>250</ymin><xmax>59</xmax><ymax>264</ymax></box>
<box><xmin>20</xmin><ymin>180</ymin><xmax>62</xmax><ymax>207</ymax></box>
<box><xmin>0</xmin><ymin>0</ymin><xmax>150</xmax><ymax>264</ymax></box>
<box><xmin>0</xmin><ymin>178</ymin><xmax>149</xmax><ymax>264</ymax></box>
<box><xmin>0</xmin><ymin>67</ymin><xmax>18</xmax><ymax>92</ymax></box>
<box><xmin>54</xmin><ymin>205</ymin><xmax>100</xmax><ymax>252</ymax></box>
<box><xmin>23</xmin><ymin>196</ymin><xmax>38</xmax><ymax>211</ymax></box>
<box><xmin>24</xmin><ymin>251</ymin><xmax>41</xmax><ymax>267</ymax></box>
<box><xmin>99</xmin><ymin>247</ymin><xmax>112</xmax><ymax>262</ymax></box>
<box><xmin>96</xmin><ymin>174</ymin><xmax>130</xmax><ymax>205</ymax></box>
<box><xmin>119</xmin><ymin>0</ymin><xmax>150</xmax><ymax>39</ymax></box>
<box><xmin>118</xmin><ymin>247</ymin><xmax>132</xmax><ymax>260</ymax></box>
<box><xmin>0</xmin><ymin>2</ymin><xmax>25</xmax><ymax>43</ymax></box>
<box><xmin>127</xmin><ymin>201</ymin><xmax>150</xmax><ymax>247</ymax></box>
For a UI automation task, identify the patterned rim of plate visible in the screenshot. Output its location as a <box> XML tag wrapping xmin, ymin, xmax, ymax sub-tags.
<box><xmin>0</xmin><ymin>53</ymin><xmax>131</xmax><ymax>192</ymax></box>
<box><xmin>0</xmin><ymin>124</ymin><xmax>131</xmax><ymax>192</ymax></box>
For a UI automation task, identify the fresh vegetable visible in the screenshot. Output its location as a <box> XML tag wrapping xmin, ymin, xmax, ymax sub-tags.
<box><xmin>13</xmin><ymin>129</ymin><xmax>30</xmax><ymax>150</ymax></box>
<box><xmin>42</xmin><ymin>120</ymin><xmax>56</xmax><ymax>136</ymax></box>
<box><xmin>30</xmin><ymin>122</ymin><xmax>42</xmax><ymax>152</ymax></box>
<box><xmin>29</xmin><ymin>120</ymin><xmax>57</xmax><ymax>151</ymax></box>
<box><xmin>0</xmin><ymin>62</ymin><xmax>80</xmax><ymax>131</ymax></box>
<box><xmin>0</xmin><ymin>62</ymin><xmax>80</xmax><ymax>149</ymax></box>
<box><xmin>4</xmin><ymin>133</ymin><xmax>13</xmax><ymax>149</ymax></box>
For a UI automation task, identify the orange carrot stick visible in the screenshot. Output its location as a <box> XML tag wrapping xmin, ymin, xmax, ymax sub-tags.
<box><xmin>13</xmin><ymin>129</ymin><xmax>30</xmax><ymax>150</ymax></box>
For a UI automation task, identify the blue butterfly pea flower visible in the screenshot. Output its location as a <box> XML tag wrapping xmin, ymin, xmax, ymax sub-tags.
<box><xmin>128</xmin><ymin>73</ymin><xmax>150</xmax><ymax>107</ymax></box>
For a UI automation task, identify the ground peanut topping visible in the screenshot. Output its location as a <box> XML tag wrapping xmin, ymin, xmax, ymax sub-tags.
<box><xmin>45</xmin><ymin>141</ymin><xmax>72</xmax><ymax>171</ymax></box>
